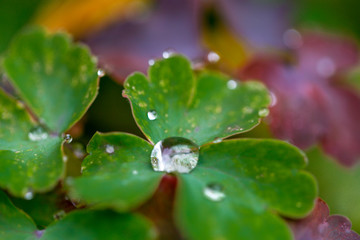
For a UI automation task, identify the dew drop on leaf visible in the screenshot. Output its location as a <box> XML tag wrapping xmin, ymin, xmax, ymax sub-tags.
<box><xmin>207</xmin><ymin>51</ymin><xmax>220</xmax><ymax>63</ymax></box>
<box><xmin>151</xmin><ymin>137</ymin><xmax>199</xmax><ymax>173</ymax></box>
<box><xmin>28</xmin><ymin>126</ymin><xmax>48</xmax><ymax>141</ymax></box>
<box><xmin>203</xmin><ymin>183</ymin><xmax>225</xmax><ymax>202</ymax></box>
<box><xmin>258</xmin><ymin>108</ymin><xmax>270</xmax><ymax>117</ymax></box>
<box><xmin>147</xmin><ymin>110</ymin><xmax>158</xmax><ymax>120</ymax></box>
<box><xmin>213</xmin><ymin>137</ymin><xmax>223</xmax><ymax>143</ymax></box>
<box><xmin>227</xmin><ymin>79</ymin><xmax>238</xmax><ymax>90</ymax></box>
<box><xmin>97</xmin><ymin>69</ymin><xmax>105</xmax><ymax>78</ymax></box>
<box><xmin>105</xmin><ymin>144</ymin><xmax>115</xmax><ymax>154</ymax></box>
<box><xmin>132</xmin><ymin>170</ymin><xmax>138</xmax><ymax>175</ymax></box>
<box><xmin>63</xmin><ymin>134</ymin><xmax>73</xmax><ymax>143</ymax></box>
<box><xmin>53</xmin><ymin>210</ymin><xmax>66</xmax><ymax>220</ymax></box>
<box><xmin>24</xmin><ymin>189</ymin><xmax>34</xmax><ymax>200</ymax></box>
<box><xmin>148</xmin><ymin>59</ymin><xmax>155</xmax><ymax>66</ymax></box>
<box><xmin>162</xmin><ymin>49</ymin><xmax>175</xmax><ymax>59</ymax></box>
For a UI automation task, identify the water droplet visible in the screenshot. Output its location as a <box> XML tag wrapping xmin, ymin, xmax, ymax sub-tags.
<box><xmin>316</xmin><ymin>57</ymin><xmax>336</xmax><ymax>78</ymax></box>
<box><xmin>62</xmin><ymin>155</ymin><xmax>68</xmax><ymax>162</ymax></box>
<box><xmin>207</xmin><ymin>51</ymin><xmax>220</xmax><ymax>63</ymax></box>
<box><xmin>35</xmin><ymin>230</ymin><xmax>45</xmax><ymax>238</ymax></box>
<box><xmin>213</xmin><ymin>137</ymin><xmax>222</xmax><ymax>143</ymax></box>
<box><xmin>258</xmin><ymin>108</ymin><xmax>269</xmax><ymax>117</ymax></box>
<box><xmin>63</xmin><ymin>134</ymin><xmax>73</xmax><ymax>143</ymax></box>
<box><xmin>105</xmin><ymin>144</ymin><xmax>115</xmax><ymax>154</ymax></box>
<box><xmin>97</xmin><ymin>69</ymin><xmax>105</xmax><ymax>77</ymax></box>
<box><xmin>151</xmin><ymin>137</ymin><xmax>199</xmax><ymax>173</ymax></box>
<box><xmin>53</xmin><ymin>210</ymin><xmax>66</xmax><ymax>220</ymax></box>
<box><xmin>24</xmin><ymin>189</ymin><xmax>34</xmax><ymax>200</ymax></box>
<box><xmin>227</xmin><ymin>79</ymin><xmax>238</xmax><ymax>90</ymax></box>
<box><xmin>28</xmin><ymin>126</ymin><xmax>48</xmax><ymax>141</ymax></box>
<box><xmin>147</xmin><ymin>110</ymin><xmax>158</xmax><ymax>120</ymax></box>
<box><xmin>148</xmin><ymin>59</ymin><xmax>155</xmax><ymax>66</ymax></box>
<box><xmin>226</xmin><ymin>125</ymin><xmax>243</xmax><ymax>132</ymax></box>
<box><xmin>283</xmin><ymin>29</ymin><xmax>302</xmax><ymax>49</ymax></box>
<box><xmin>162</xmin><ymin>49</ymin><xmax>175</xmax><ymax>59</ymax></box>
<box><xmin>203</xmin><ymin>183</ymin><xmax>225</xmax><ymax>202</ymax></box>
<box><xmin>132</xmin><ymin>170</ymin><xmax>138</xmax><ymax>175</ymax></box>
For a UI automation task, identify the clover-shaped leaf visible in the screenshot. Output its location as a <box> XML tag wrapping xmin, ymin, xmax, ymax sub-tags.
<box><xmin>123</xmin><ymin>55</ymin><xmax>271</xmax><ymax>145</ymax></box>
<box><xmin>69</xmin><ymin>55</ymin><xmax>317</xmax><ymax>239</ymax></box>
<box><xmin>0</xmin><ymin>190</ymin><xmax>156</xmax><ymax>240</ymax></box>
<box><xmin>0</xmin><ymin>27</ymin><xmax>99</xmax><ymax>196</ymax></box>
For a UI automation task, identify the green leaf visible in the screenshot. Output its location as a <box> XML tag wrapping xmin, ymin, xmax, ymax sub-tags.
<box><xmin>0</xmin><ymin>190</ymin><xmax>38</xmax><ymax>240</ymax></box>
<box><xmin>175</xmin><ymin>139</ymin><xmax>317</xmax><ymax>240</ymax></box>
<box><xmin>306</xmin><ymin>146</ymin><xmax>360</xmax><ymax>233</ymax></box>
<box><xmin>0</xmin><ymin>89</ymin><xmax>64</xmax><ymax>196</ymax></box>
<box><xmin>0</xmin><ymin>0</ymin><xmax>42</xmax><ymax>54</ymax></box>
<box><xmin>123</xmin><ymin>55</ymin><xmax>271</xmax><ymax>146</ymax></box>
<box><xmin>41</xmin><ymin>210</ymin><xmax>157</xmax><ymax>240</ymax></box>
<box><xmin>3</xmin><ymin>27</ymin><xmax>99</xmax><ymax>133</ymax></box>
<box><xmin>0</xmin><ymin>189</ymin><xmax>156</xmax><ymax>240</ymax></box>
<box><xmin>68</xmin><ymin>132</ymin><xmax>163</xmax><ymax>211</ymax></box>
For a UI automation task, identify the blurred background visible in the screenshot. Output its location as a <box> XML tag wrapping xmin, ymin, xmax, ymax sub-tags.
<box><xmin>1</xmin><ymin>0</ymin><xmax>360</xmax><ymax>233</ymax></box>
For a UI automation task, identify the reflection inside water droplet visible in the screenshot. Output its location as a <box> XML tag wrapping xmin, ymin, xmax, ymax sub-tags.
<box><xmin>28</xmin><ymin>126</ymin><xmax>48</xmax><ymax>141</ymax></box>
<box><xmin>151</xmin><ymin>137</ymin><xmax>199</xmax><ymax>173</ymax></box>
<box><xmin>258</xmin><ymin>108</ymin><xmax>269</xmax><ymax>117</ymax></box>
<box><xmin>105</xmin><ymin>144</ymin><xmax>115</xmax><ymax>154</ymax></box>
<box><xmin>204</xmin><ymin>183</ymin><xmax>225</xmax><ymax>202</ymax></box>
<box><xmin>147</xmin><ymin>110</ymin><xmax>158</xmax><ymax>120</ymax></box>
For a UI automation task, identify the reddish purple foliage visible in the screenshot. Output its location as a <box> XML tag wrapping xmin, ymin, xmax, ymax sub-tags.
<box><xmin>84</xmin><ymin>0</ymin><xmax>204</xmax><ymax>82</ymax></box>
<box><xmin>289</xmin><ymin>198</ymin><xmax>360</xmax><ymax>240</ymax></box>
<box><xmin>240</xmin><ymin>31</ymin><xmax>360</xmax><ymax>166</ymax></box>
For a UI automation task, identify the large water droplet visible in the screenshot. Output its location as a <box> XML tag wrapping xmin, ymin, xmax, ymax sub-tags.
<box><xmin>203</xmin><ymin>183</ymin><xmax>225</xmax><ymax>202</ymax></box>
<box><xmin>63</xmin><ymin>134</ymin><xmax>73</xmax><ymax>143</ymax></box>
<box><xmin>258</xmin><ymin>108</ymin><xmax>269</xmax><ymax>117</ymax></box>
<box><xmin>147</xmin><ymin>110</ymin><xmax>158</xmax><ymax>120</ymax></box>
<box><xmin>151</xmin><ymin>137</ymin><xmax>199</xmax><ymax>173</ymax></box>
<box><xmin>28</xmin><ymin>126</ymin><xmax>48</xmax><ymax>141</ymax></box>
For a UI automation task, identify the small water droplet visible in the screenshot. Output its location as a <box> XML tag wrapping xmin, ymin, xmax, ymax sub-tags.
<box><xmin>105</xmin><ymin>144</ymin><xmax>115</xmax><ymax>154</ymax></box>
<box><xmin>53</xmin><ymin>210</ymin><xmax>66</xmax><ymax>220</ymax></box>
<box><xmin>203</xmin><ymin>183</ymin><xmax>225</xmax><ymax>202</ymax></box>
<box><xmin>283</xmin><ymin>29</ymin><xmax>302</xmax><ymax>49</ymax></box>
<box><xmin>147</xmin><ymin>110</ymin><xmax>158</xmax><ymax>120</ymax></box>
<box><xmin>213</xmin><ymin>137</ymin><xmax>222</xmax><ymax>143</ymax></box>
<box><xmin>132</xmin><ymin>170</ymin><xmax>138</xmax><ymax>175</ymax></box>
<box><xmin>227</xmin><ymin>79</ymin><xmax>238</xmax><ymax>90</ymax></box>
<box><xmin>35</xmin><ymin>230</ymin><xmax>45</xmax><ymax>238</ymax></box>
<box><xmin>62</xmin><ymin>155</ymin><xmax>68</xmax><ymax>162</ymax></box>
<box><xmin>24</xmin><ymin>189</ymin><xmax>34</xmax><ymax>200</ymax></box>
<box><xmin>63</xmin><ymin>134</ymin><xmax>73</xmax><ymax>143</ymax></box>
<box><xmin>258</xmin><ymin>108</ymin><xmax>269</xmax><ymax>117</ymax></box>
<box><xmin>226</xmin><ymin>125</ymin><xmax>243</xmax><ymax>132</ymax></box>
<box><xmin>162</xmin><ymin>49</ymin><xmax>175</xmax><ymax>59</ymax></box>
<box><xmin>97</xmin><ymin>69</ymin><xmax>105</xmax><ymax>77</ymax></box>
<box><xmin>151</xmin><ymin>137</ymin><xmax>199</xmax><ymax>173</ymax></box>
<box><xmin>28</xmin><ymin>126</ymin><xmax>48</xmax><ymax>141</ymax></box>
<box><xmin>148</xmin><ymin>59</ymin><xmax>155</xmax><ymax>66</ymax></box>
<box><xmin>207</xmin><ymin>51</ymin><xmax>220</xmax><ymax>63</ymax></box>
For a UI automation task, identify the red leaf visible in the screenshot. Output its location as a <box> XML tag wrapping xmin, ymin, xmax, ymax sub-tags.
<box><xmin>289</xmin><ymin>198</ymin><xmax>360</xmax><ymax>240</ymax></box>
<box><xmin>240</xmin><ymin>31</ymin><xmax>360</xmax><ymax>166</ymax></box>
